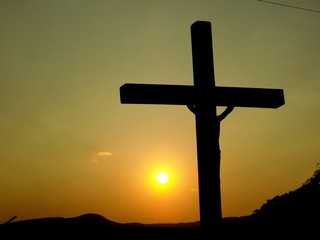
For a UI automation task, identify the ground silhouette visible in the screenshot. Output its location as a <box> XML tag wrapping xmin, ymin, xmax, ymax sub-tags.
<box><xmin>1</xmin><ymin>164</ymin><xmax>319</xmax><ymax>239</ymax></box>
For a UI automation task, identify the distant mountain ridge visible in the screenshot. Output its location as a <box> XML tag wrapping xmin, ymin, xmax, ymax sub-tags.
<box><xmin>3</xmin><ymin>212</ymin><xmax>201</xmax><ymax>228</ymax></box>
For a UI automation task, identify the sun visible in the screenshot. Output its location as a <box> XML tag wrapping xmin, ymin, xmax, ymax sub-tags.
<box><xmin>156</xmin><ymin>172</ymin><xmax>169</xmax><ymax>185</ymax></box>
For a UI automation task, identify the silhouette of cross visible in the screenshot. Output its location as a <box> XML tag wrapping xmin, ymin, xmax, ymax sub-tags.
<box><xmin>119</xmin><ymin>21</ymin><xmax>285</xmax><ymax>229</ymax></box>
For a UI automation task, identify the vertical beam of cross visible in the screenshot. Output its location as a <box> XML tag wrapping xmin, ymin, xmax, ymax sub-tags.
<box><xmin>191</xmin><ymin>21</ymin><xmax>222</xmax><ymax>228</ymax></box>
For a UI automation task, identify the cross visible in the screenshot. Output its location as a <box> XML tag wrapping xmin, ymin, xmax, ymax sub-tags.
<box><xmin>119</xmin><ymin>21</ymin><xmax>285</xmax><ymax>229</ymax></box>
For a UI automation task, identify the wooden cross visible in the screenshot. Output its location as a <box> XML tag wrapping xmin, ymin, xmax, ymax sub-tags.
<box><xmin>119</xmin><ymin>21</ymin><xmax>285</xmax><ymax>229</ymax></box>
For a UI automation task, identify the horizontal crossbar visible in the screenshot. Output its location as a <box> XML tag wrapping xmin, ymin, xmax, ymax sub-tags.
<box><xmin>120</xmin><ymin>83</ymin><xmax>285</xmax><ymax>108</ymax></box>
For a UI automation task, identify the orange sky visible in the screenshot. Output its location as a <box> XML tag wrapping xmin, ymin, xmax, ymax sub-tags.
<box><xmin>1</xmin><ymin>0</ymin><xmax>320</xmax><ymax>224</ymax></box>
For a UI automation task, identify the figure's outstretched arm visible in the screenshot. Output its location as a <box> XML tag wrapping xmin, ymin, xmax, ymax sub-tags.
<box><xmin>217</xmin><ymin>106</ymin><xmax>234</xmax><ymax>121</ymax></box>
<box><xmin>188</xmin><ymin>105</ymin><xmax>234</xmax><ymax>119</ymax></box>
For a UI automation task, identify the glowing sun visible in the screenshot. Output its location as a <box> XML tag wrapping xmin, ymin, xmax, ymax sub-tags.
<box><xmin>156</xmin><ymin>172</ymin><xmax>169</xmax><ymax>184</ymax></box>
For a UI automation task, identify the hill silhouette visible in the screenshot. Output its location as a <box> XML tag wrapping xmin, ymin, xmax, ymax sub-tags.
<box><xmin>1</xmin><ymin>164</ymin><xmax>319</xmax><ymax>238</ymax></box>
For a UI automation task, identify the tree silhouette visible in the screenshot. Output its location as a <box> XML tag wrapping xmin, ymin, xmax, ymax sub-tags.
<box><xmin>252</xmin><ymin>163</ymin><xmax>320</xmax><ymax>227</ymax></box>
<box><xmin>303</xmin><ymin>163</ymin><xmax>320</xmax><ymax>187</ymax></box>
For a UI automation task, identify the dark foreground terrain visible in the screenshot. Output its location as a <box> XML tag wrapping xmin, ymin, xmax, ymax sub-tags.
<box><xmin>0</xmin><ymin>213</ymin><xmax>318</xmax><ymax>239</ymax></box>
<box><xmin>2</xmin><ymin>166</ymin><xmax>319</xmax><ymax>239</ymax></box>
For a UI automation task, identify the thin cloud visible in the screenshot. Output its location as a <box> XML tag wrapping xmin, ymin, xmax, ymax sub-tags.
<box><xmin>90</xmin><ymin>151</ymin><xmax>112</xmax><ymax>163</ymax></box>
<box><xmin>98</xmin><ymin>151</ymin><xmax>112</xmax><ymax>157</ymax></box>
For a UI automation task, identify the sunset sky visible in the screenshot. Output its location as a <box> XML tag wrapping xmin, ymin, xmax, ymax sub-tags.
<box><xmin>1</xmin><ymin>0</ymin><xmax>320</xmax><ymax>224</ymax></box>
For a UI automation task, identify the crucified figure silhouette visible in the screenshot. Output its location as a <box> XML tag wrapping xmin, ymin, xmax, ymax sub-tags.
<box><xmin>187</xmin><ymin>105</ymin><xmax>234</xmax><ymax>157</ymax></box>
<box><xmin>187</xmin><ymin>105</ymin><xmax>234</xmax><ymax>135</ymax></box>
